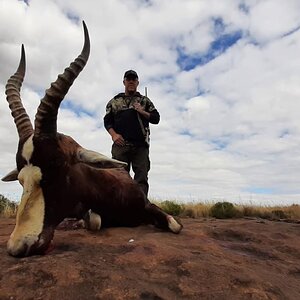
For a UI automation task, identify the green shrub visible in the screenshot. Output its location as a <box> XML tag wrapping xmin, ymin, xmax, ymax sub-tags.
<box><xmin>0</xmin><ymin>194</ymin><xmax>17</xmax><ymax>216</ymax></box>
<box><xmin>210</xmin><ymin>201</ymin><xmax>239</xmax><ymax>219</ymax></box>
<box><xmin>0</xmin><ymin>194</ymin><xmax>10</xmax><ymax>213</ymax></box>
<box><xmin>159</xmin><ymin>200</ymin><xmax>183</xmax><ymax>216</ymax></box>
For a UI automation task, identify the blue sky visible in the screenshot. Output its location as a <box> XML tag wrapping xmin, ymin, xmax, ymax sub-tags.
<box><xmin>177</xmin><ymin>18</ymin><xmax>244</xmax><ymax>71</ymax></box>
<box><xmin>1</xmin><ymin>0</ymin><xmax>300</xmax><ymax>205</ymax></box>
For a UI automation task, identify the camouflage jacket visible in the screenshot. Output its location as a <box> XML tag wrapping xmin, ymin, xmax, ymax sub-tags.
<box><xmin>104</xmin><ymin>92</ymin><xmax>160</xmax><ymax>145</ymax></box>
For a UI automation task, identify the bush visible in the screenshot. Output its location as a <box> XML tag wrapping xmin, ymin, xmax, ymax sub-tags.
<box><xmin>0</xmin><ymin>194</ymin><xmax>17</xmax><ymax>217</ymax></box>
<box><xmin>0</xmin><ymin>194</ymin><xmax>10</xmax><ymax>213</ymax></box>
<box><xmin>210</xmin><ymin>201</ymin><xmax>239</xmax><ymax>219</ymax></box>
<box><xmin>159</xmin><ymin>200</ymin><xmax>184</xmax><ymax>216</ymax></box>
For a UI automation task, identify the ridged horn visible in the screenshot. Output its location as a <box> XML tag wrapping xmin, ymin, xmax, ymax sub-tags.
<box><xmin>5</xmin><ymin>45</ymin><xmax>34</xmax><ymax>141</ymax></box>
<box><xmin>34</xmin><ymin>21</ymin><xmax>90</xmax><ymax>137</ymax></box>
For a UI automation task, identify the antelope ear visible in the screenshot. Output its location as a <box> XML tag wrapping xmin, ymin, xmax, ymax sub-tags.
<box><xmin>77</xmin><ymin>149</ymin><xmax>127</xmax><ymax>168</ymax></box>
<box><xmin>2</xmin><ymin>168</ymin><xmax>19</xmax><ymax>182</ymax></box>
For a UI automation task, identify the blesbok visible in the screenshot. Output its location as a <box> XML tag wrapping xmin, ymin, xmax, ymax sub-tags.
<box><xmin>2</xmin><ymin>22</ymin><xmax>182</xmax><ymax>257</ymax></box>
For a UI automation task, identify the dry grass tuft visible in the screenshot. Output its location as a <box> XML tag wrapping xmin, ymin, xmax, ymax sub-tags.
<box><xmin>181</xmin><ymin>202</ymin><xmax>212</xmax><ymax>218</ymax></box>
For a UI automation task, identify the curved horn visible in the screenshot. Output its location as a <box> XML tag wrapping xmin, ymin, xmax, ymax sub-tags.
<box><xmin>34</xmin><ymin>21</ymin><xmax>90</xmax><ymax>137</ymax></box>
<box><xmin>5</xmin><ymin>45</ymin><xmax>34</xmax><ymax>141</ymax></box>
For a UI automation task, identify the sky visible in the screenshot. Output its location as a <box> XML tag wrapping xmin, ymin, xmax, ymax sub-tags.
<box><xmin>0</xmin><ymin>0</ymin><xmax>300</xmax><ymax>205</ymax></box>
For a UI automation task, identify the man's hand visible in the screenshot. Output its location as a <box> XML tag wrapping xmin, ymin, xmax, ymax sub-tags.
<box><xmin>112</xmin><ymin>133</ymin><xmax>125</xmax><ymax>146</ymax></box>
<box><xmin>133</xmin><ymin>102</ymin><xmax>150</xmax><ymax>119</ymax></box>
<box><xmin>108</xmin><ymin>128</ymin><xmax>125</xmax><ymax>146</ymax></box>
<box><xmin>133</xmin><ymin>102</ymin><xmax>143</xmax><ymax>113</ymax></box>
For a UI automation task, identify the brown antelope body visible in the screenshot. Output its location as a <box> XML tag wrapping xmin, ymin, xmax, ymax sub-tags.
<box><xmin>2</xmin><ymin>22</ymin><xmax>182</xmax><ymax>257</ymax></box>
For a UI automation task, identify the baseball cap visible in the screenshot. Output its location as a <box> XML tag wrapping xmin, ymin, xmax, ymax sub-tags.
<box><xmin>124</xmin><ymin>70</ymin><xmax>138</xmax><ymax>80</ymax></box>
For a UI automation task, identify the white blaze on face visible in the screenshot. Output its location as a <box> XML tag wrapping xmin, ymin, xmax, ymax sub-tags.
<box><xmin>22</xmin><ymin>134</ymin><xmax>34</xmax><ymax>163</ymax></box>
<box><xmin>7</xmin><ymin>135</ymin><xmax>45</xmax><ymax>256</ymax></box>
<box><xmin>8</xmin><ymin>165</ymin><xmax>45</xmax><ymax>255</ymax></box>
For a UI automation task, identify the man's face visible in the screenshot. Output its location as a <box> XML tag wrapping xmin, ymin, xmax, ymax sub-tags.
<box><xmin>124</xmin><ymin>77</ymin><xmax>139</xmax><ymax>94</ymax></box>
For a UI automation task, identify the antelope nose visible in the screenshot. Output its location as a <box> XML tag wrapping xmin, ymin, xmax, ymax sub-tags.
<box><xmin>7</xmin><ymin>240</ymin><xmax>29</xmax><ymax>257</ymax></box>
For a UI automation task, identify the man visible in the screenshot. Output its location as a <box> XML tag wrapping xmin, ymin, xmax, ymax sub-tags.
<box><xmin>104</xmin><ymin>70</ymin><xmax>160</xmax><ymax>196</ymax></box>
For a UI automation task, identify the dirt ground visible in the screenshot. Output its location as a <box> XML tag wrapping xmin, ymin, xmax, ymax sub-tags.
<box><xmin>0</xmin><ymin>217</ymin><xmax>300</xmax><ymax>300</ymax></box>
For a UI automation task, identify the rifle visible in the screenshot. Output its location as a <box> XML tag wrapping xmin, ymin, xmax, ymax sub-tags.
<box><xmin>137</xmin><ymin>86</ymin><xmax>150</xmax><ymax>146</ymax></box>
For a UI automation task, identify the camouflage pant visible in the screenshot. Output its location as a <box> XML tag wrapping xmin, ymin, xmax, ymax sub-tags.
<box><xmin>112</xmin><ymin>144</ymin><xmax>150</xmax><ymax>197</ymax></box>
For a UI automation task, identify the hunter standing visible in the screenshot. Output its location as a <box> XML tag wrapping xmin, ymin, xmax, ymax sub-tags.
<box><xmin>104</xmin><ymin>70</ymin><xmax>160</xmax><ymax>196</ymax></box>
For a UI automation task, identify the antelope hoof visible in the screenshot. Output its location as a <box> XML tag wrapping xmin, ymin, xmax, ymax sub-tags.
<box><xmin>167</xmin><ymin>215</ymin><xmax>183</xmax><ymax>234</ymax></box>
<box><xmin>84</xmin><ymin>210</ymin><xmax>101</xmax><ymax>231</ymax></box>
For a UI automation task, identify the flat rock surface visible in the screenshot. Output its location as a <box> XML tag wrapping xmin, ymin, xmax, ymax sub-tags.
<box><xmin>0</xmin><ymin>217</ymin><xmax>300</xmax><ymax>300</ymax></box>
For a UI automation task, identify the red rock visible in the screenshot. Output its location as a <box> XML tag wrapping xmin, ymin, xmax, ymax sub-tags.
<box><xmin>0</xmin><ymin>217</ymin><xmax>299</xmax><ymax>299</ymax></box>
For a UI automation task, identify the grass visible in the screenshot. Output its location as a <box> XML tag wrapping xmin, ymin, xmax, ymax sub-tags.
<box><xmin>1</xmin><ymin>194</ymin><xmax>300</xmax><ymax>221</ymax></box>
<box><xmin>154</xmin><ymin>199</ymin><xmax>300</xmax><ymax>221</ymax></box>
<box><xmin>236</xmin><ymin>204</ymin><xmax>300</xmax><ymax>220</ymax></box>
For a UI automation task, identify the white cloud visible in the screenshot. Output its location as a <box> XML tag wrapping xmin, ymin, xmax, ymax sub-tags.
<box><xmin>0</xmin><ymin>0</ymin><xmax>300</xmax><ymax>206</ymax></box>
<box><xmin>248</xmin><ymin>0</ymin><xmax>300</xmax><ymax>43</ymax></box>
